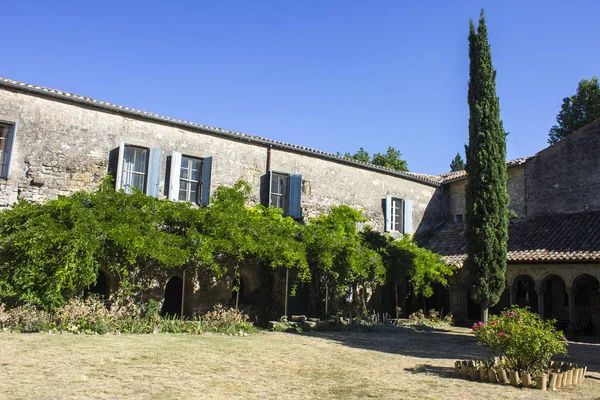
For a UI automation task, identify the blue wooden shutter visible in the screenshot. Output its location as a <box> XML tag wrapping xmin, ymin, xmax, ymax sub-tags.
<box><xmin>146</xmin><ymin>148</ymin><xmax>162</xmax><ymax>198</ymax></box>
<box><xmin>384</xmin><ymin>195</ymin><xmax>392</xmax><ymax>232</ymax></box>
<box><xmin>201</xmin><ymin>156</ymin><xmax>212</xmax><ymax>206</ymax></box>
<box><xmin>403</xmin><ymin>199</ymin><xmax>413</xmax><ymax>235</ymax></box>
<box><xmin>2</xmin><ymin>123</ymin><xmax>16</xmax><ymax>178</ymax></box>
<box><xmin>288</xmin><ymin>174</ymin><xmax>302</xmax><ymax>219</ymax></box>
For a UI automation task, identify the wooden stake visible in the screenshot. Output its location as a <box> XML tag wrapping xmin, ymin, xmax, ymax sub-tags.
<box><xmin>284</xmin><ymin>268</ymin><xmax>289</xmax><ymax>317</ymax></box>
<box><xmin>180</xmin><ymin>269</ymin><xmax>186</xmax><ymax>318</ymax></box>
<box><xmin>325</xmin><ymin>284</ymin><xmax>328</xmax><ymax>317</ymax></box>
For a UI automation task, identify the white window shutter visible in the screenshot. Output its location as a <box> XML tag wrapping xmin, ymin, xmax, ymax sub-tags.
<box><xmin>403</xmin><ymin>199</ymin><xmax>413</xmax><ymax>235</ymax></box>
<box><xmin>268</xmin><ymin>171</ymin><xmax>273</xmax><ymax>206</ymax></box>
<box><xmin>114</xmin><ymin>143</ymin><xmax>125</xmax><ymax>191</ymax></box>
<box><xmin>147</xmin><ymin>148</ymin><xmax>162</xmax><ymax>198</ymax></box>
<box><xmin>169</xmin><ymin>152</ymin><xmax>182</xmax><ymax>201</ymax></box>
<box><xmin>384</xmin><ymin>194</ymin><xmax>392</xmax><ymax>232</ymax></box>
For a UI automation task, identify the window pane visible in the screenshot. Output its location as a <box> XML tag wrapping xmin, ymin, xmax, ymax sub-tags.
<box><xmin>121</xmin><ymin>170</ymin><xmax>132</xmax><ymax>193</ymax></box>
<box><xmin>179</xmin><ymin>189</ymin><xmax>187</xmax><ymax>201</ymax></box>
<box><xmin>133</xmin><ymin>148</ymin><xmax>147</xmax><ymax>173</ymax></box>
<box><xmin>180</xmin><ymin>165</ymin><xmax>189</xmax><ymax>180</ymax></box>
<box><xmin>191</xmin><ymin>160</ymin><xmax>201</xmax><ymax>182</ymax></box>
<box><xmin>124</xmin><ymin>147</ymin><xmax>135</xmax><ymax>171</ymax></box>
<box><xmin>131</xmin><ymin>173</ymin><xmax>145</xmax><ymax>191</ymax></box>
<box><xmin>190</xmin><ymin>187</ymin><xmax>198</xmax><ymax>204</ymax></box>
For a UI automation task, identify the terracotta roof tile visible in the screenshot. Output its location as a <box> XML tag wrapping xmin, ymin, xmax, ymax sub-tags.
<box><xmin>421</xmin><ymin>211</ymin><xmax>600</xmax><ymax>266</ymax></box>
<box><xmin>437</xmin><ymin>157</ymin><xmax>532</xmax><ymax>183</ymax></box>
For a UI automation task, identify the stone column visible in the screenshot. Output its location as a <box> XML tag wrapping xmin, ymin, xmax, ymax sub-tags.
<box><xmin>536</xmin><ymin>281</ymin><xmax>545</xmax><ymax>319</ymax></box>
<box><xmin>566</xmin><ymin>286</ymin><xmax>577</xmax><ymax>339</ymax></box>
<box><xmin>448</xmin><ymin>282</ymin><xmax>462</xmax><ymax>319</ymax></box>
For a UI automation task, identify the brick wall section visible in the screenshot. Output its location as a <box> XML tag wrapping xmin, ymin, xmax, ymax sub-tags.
<box><xmin>0</xmin><ymin>86</ymin><xmax>442</xmax><ymax>234</ymax></box>
<box><xmin>525</xmin><ymin>119</ymin><xmax>600</xmax><ymax>217</ymax></box>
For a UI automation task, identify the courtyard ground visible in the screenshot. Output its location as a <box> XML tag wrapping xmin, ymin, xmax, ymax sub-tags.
<box><xmin>0</xmin><ymin>327</ymin><xmax>599</xmax><ymax>399</ymax></box>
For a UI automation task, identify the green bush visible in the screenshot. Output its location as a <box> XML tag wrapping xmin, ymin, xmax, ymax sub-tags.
<box><xmin>472</xmin><ymin>306</ymin><xmax>567</xmax><ymax>375</ymax></box>
<box><xmin>408</xmin><ymin>309</ymin><xmax>453</xmax><ymax>328</ymax></box>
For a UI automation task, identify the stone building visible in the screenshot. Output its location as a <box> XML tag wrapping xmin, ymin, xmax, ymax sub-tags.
<box><xmin>0</xmin><ymin>77</ymin><xmax>599</xmax><ymax>334</ymax></box>
<box><xmin>425</xmin><ymin>118</ymin><xmax>600</xmax><ymax>336</ymax></box>
<box><xmin>0</xmin><ymin>77</ymin><xmax>442</xmax><ymax>318</ymax></box>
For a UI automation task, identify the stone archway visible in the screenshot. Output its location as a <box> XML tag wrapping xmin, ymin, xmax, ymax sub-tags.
<box><xmin>512</xmin><ymin>274</ymin><xmax>538</xmax><ymax>313</ymax></box>
<box><xmin>571</xmin><ymin>274</ymin><xmax>600</xmax><ymax>335</ymax></box>
<box><xmin>161</xmin><ymin>276</ymin><xmax>183</xmax><ymax>317</ymax></box>
<box><xmin>541</xmin><ymin>274</ymin><xmax>568</xmax><ymax>321</ymax></box>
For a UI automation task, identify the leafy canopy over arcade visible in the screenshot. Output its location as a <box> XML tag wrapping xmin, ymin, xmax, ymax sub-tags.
<box><xmin>0</xmin><ymin>178</ymin><xmax>452</xmax><ymax>313</ymax></box>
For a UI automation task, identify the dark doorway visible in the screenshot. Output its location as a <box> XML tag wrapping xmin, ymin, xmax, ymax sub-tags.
<box><xmin>161</xmin><ymin>276</ymin><xmax>183</xmax><ymax>317</ymax></box>
<box><xmin>467</xmin><ymin>291</ymin><xmax>482</xmax><ymax>320</ymax></box>
<box><xmin>513</xmin><ymin>275</ymin><xmax>538</xmax><ymax>312</ymax></box>
<box><xmin>542</xmin><ymin>275</ymin><xmax>568</xmax><ymax>320</ymax></box>
<box><xmin>489</xmin><ymin>288</ymin><xmax>510</xmax><ymax>316</ymax></box>
<box><xmin>287</xmin><ymin>281</ymin><xmax>310</xmax><ymax>316</ymax></box>
<box><xmin>85</xmin><ymin>271</ymin><xmax>109</xmax><ymax>300</ymax></box>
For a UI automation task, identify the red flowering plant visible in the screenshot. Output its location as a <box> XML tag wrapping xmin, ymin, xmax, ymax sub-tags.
<box><xmin>472</xmin><ymin>306</ymin><xmax>567</xmax><ymax>375</ymax></box>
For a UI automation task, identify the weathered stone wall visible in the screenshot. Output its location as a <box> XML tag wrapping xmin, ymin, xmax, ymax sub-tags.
<box><xmin>270</xmin><ymin>149</ymin><xmax>442</xmax><ymax>233</ymax></box>
<box><xmin>443</xmin><ymin>163</ymin><xmax>527</xmax><ymax>221</ymax></box>
<box><xmin>525</xmin><ymin>119</ymin><xmax>600</xmax><ymax>217</ymax></box>
<box><xmin>0</xmin><ymin>85</ymin><xmax>441</xmax><ymax>234</ymax></box>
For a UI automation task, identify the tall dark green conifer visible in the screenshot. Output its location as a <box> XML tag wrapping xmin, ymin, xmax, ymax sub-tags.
<box><xmin>465</xmin><ymin>10</ymin><xmax>509</xmax><ymax>322</ymax></box>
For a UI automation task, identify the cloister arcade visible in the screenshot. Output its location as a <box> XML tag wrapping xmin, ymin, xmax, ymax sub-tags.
<box><xmin>449</xmin><ymin>264</ymin><xmax>600</xmax><ymax>337</ymax></box>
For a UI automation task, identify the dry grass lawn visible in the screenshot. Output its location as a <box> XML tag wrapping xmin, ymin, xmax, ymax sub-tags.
<box><xmin>1</xmin><ymin>327</ymin><xmax>599</xmax><ymax>399</ymax></box>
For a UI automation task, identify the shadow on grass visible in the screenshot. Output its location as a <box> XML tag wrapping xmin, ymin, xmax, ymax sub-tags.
<box><xmin>404</xmin><ymin>364</ymin><xmax>456</xmax><ymax>379</ymax></box>
<box><xmin>304</xmin><ymin>329</ymin><xmax>600</xmax><ymax>374</ymax></box>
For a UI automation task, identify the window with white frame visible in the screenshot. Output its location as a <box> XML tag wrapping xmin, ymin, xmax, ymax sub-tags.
<box><xmin>0</xmin><ymin>122</ymin><xmax>15</xmax><ymax>179</ymax></box>
<box><xmin>121</xmin><ymin>146</ymin><xmax>148</xmax><ymax>194</ymax></box>
<box><xmin>270</xmin><ymin>172</ymin><xmax>289</xmax><ymax>213</ymax></box>
<box><xmin>178</xmin><ymin>156</ymin><xmax>202</xmax><ymax>204</ymax></box>
<box><xmin>390</xmin><ymin>197</ymin><xmax>404</xmax><ymax>233</ymax></box>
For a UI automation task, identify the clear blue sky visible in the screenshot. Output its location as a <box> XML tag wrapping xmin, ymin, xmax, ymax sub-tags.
<box><xmin>2</xmin><ymin>1</ymin><xmax>599</xmax><ymax>175</ymax></box>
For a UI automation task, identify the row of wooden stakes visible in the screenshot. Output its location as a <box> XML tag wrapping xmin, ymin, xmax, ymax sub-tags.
<box><xmin>454</xmin><ymin>359</ymin><xmax>587</xmax><ymax>391</ymax></box>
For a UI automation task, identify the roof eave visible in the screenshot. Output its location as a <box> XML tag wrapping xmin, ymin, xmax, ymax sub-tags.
<box><xmin>0</xmin><ymin>78</ymin><xmax>441</xmax><ymax>187</ymax></box>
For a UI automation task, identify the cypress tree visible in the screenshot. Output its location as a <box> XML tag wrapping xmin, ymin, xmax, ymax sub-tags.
<box><xmin>464</xmin><ymin>10</ymin><xmax>509</xmax><ymax>322</ymax></box>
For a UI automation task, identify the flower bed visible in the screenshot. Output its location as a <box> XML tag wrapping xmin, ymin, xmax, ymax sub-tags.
<box><xmin>454</xmin><ymin>357</ymin><xmax>587</xmax><ymax>390</ymax></box>
<box><xmin>458</xmin><ymin>306</ymin><xmax>588</xmax><ymax>391</ymax></box>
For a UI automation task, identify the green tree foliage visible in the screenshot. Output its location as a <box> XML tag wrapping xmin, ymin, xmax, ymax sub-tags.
<box><xmin>548</xmin><ymin>77</ymin><xmax>600</xmax><ymax>145</ymax></box>
<box><xmin>449</xmin><ymin>153</ymin><xmax>465</xmax><ymax>171</ymax></box>
<box><xmin>341</xmin><ymin>146</ymin><xmax>409</xmax><ymax>172</ymax></box>
<box><xmin>363</xmin><ymin>229</ymin><xmax>454</xmax><ymax>298</ymax></box>
<box><xmin>0</xmin><ymin>180</ymin><xmax>452</xmax><ymax>315</ymax></box>
<box><xmin>465</xmin><ymin>10</ymin><xmax>509</xmax><ymax>321</ymax></box>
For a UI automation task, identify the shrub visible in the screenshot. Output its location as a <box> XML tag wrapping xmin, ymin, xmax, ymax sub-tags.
<box><xmin>472</xmin><ymin>306</ymin><xmax>567</xmax><ymax>375</ymax></box>
<box><xmin>54</xmin><ymin>297</ymin><xmax>112</xmax><ymax>334</ymax></box>
<box><xmin>408</xmin><ymin>309</ymin><xmax>453</xmax><ymax>328</ymax></box>
<box><xmin>201</xmin><ymin>304</ymin><xmax>257</xmax><ymax>333</ymax></box>
<box><xmin>2</xmin><ymin>304</ymin><xmax>51</xmax><ymax>332</ymax></box>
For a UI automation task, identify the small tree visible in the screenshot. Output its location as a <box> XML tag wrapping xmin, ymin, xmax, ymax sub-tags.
<box><xmin>371</xmin><ymin>146</ymin><xmax>409</xmax><ymax>172</ymax></box>
<box><xmin>548</xmin><ymin>76</ymin><xmax>600</xmax><ymax>145</ymax></box>
<box><xmin>340</xmin><ymin>146</ymin><xmax>409</xmax><ymax>172</ymax></box>
<box><xmin>449</xmin><ymin>153</ymin><xmax>465</xmax><ymax>171</ymax></box>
